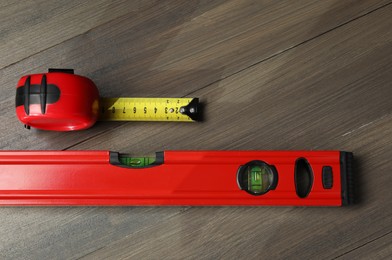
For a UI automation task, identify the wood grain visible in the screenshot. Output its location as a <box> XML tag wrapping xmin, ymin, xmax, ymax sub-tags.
<box><xmin>0</xmin><ymin>0</ymin><xmax>159</xmax><ymax>69</ymax></box>
<box><xmin>0</xmin><ymin>0</ymin><xmax>391</xmax><ymax>259</ymax></box>
<box><xmin>0</xmin><ymin>0</ymin><xmax>388</xmax><ymax>150</ymax></box>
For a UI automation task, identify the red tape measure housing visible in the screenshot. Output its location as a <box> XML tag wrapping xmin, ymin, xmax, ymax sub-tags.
<box><xmin>16</xmin><ymin>70</ymin><xmax>99</xmax><ymax>131</ymax></box>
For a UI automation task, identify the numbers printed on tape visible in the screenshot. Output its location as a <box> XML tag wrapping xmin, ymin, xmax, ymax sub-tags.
<box><xmin>99</xmin><ymin>97</ymin><xmax>197</xmax><ymax>122</ymax></box>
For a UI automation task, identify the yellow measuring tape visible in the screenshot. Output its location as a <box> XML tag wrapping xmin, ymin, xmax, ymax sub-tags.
<box><xmin>99</xmin><ymin>97</ymin><xmax>199</xmax><ymax>122</ymax></box>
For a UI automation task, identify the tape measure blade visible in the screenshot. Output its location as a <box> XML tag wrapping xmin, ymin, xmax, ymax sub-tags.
<box><xmin>99</xmin><ymin>97</ymin><xmax>199</xmax><ymax>122</ymax></box>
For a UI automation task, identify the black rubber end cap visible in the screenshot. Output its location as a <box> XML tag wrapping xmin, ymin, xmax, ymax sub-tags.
<box><xmin>341</xmin><ymin>151</ymin><xmax>354</xmax><ymax>206</ymax></box>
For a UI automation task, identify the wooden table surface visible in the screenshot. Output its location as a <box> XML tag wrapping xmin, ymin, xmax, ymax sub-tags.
<box><xmin>1</xmin><ymin>1</ymin><xmax>391</xmax><ymax>259</ymax></box>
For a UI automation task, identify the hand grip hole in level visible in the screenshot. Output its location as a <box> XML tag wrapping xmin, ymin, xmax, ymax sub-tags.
<box><xmin>294</xmin><ymin>158</ymin><xmax>313</xmax><ymax>198</ymax></box>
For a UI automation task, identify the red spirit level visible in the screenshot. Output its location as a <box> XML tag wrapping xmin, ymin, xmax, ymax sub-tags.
<box><xmin>15</xmin><ymin>69</ymin><xmax>200</xmax><ymax>131</ymax></box>
<box><xmin>0</xmin><ymin>150</ymin><xmax>353</xmax><ymax>206</ymax></box>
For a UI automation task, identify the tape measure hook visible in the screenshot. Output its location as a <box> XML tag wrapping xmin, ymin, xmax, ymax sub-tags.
<box><xmin>179</xmin><ymin>98</ymin><xmax>200</xmax><ymax>121</ymax></box>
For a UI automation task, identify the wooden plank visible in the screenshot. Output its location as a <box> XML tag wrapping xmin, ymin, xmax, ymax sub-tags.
<box><xmin>0</xmin><ymin>0</ymin><xmax>388</xmax><ymax>150</ymax></box>
<box><xmin>0</xmin><ymin>1</ymin><xmax>391</xmax><ymax>259</ymax></box>
<box><xmin>0</xmin><ymin>207</ymin><xmax>191</xmax><ymax>259</ymax></box>
<box><xmin>337</xmin><ymin>232</ymin><xmax>392</xmax><ymax>259</ymax></box>
<box><xmin>79</xmin><ymin>115</ymin><xmax>392</xmax><ymax>260</ymax></box>
<box><xmin>69</xmin><ymin>1</ymin><xmax>392</xmax><ymax>154</ymax></box>
<box><xmin>0</xmin><ymin>0</ymin><xmax>156</xmax><ymax>69</ymax></box>
<box><xmin>75</xmin><ymin>4</ymin><xmax>392</xmax><ymax>259</ymax></box>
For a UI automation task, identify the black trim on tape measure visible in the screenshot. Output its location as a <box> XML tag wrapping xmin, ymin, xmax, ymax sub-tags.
<box><xmin>48</xmin><ymin>68</ymin><xmax>74</xmax><ymax>74</ymax></box>
<box><xmin>180</xmin><ymin>98</ymin><xmax>200</xmax><ymax>121</ymax></box>
<box><xmin>23</xmin><ymin>76</ymin><xmax>31</xmax><ymax>115</ymax></box>
<box><xmin>16</xmin><ymin>82</ymin><xmax>61</xmax><ymax>113</ymax></box>
<box><xmin>109</xmin><ymin>151</ymin><xmax>164</xmax><ymax>169</ymax></box>
<box><xmin>40</xmin><ymin>75</ymin><xmax>47</xmax><ymax>114</ymax></box>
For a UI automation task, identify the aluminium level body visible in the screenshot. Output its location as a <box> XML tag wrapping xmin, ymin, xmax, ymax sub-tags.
<box><xmin>0</xmin><ymin>150</ymin><xmax>353</xmax><ymax>206</ymax></box>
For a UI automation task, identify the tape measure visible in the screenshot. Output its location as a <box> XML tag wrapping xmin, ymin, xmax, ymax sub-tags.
<box><xmin>99</xmin><ymin>97</ymin><xmax>199</xmax><ymax>122</ymax></box>
<box><xmin>15</xmin><ymin>69</ymin><xmax>200</xmax><ymax>131</ymax></box>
